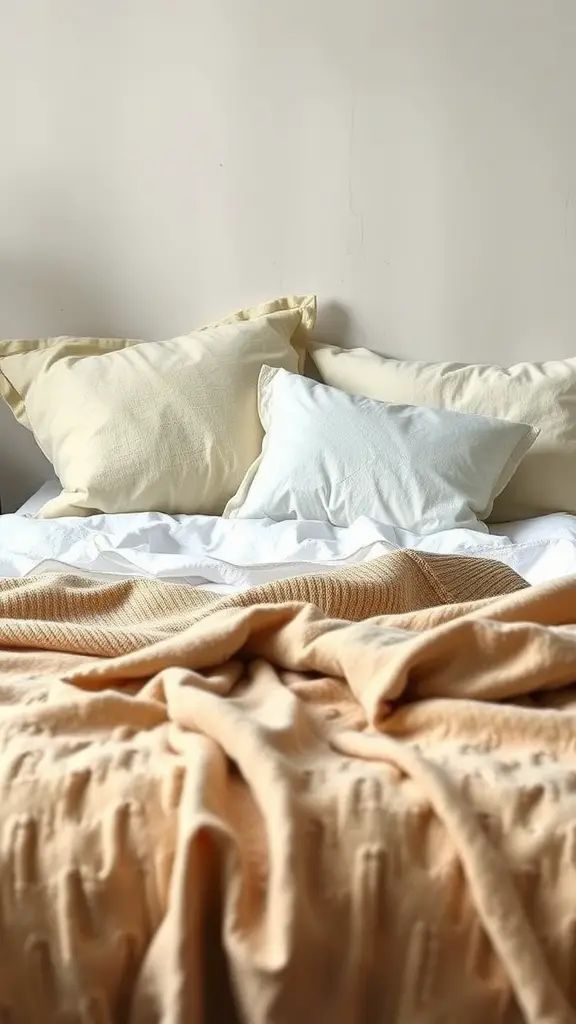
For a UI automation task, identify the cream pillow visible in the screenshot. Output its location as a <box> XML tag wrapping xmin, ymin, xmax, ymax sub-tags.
<box><xmin>0</xmin><ymin>295</ymin><xmax>316</xmax><ymax>518</ymax></box>
<box><xmin>308</xmin><ymin>342</ymin><xmax>576</xmax><ymax>522</ymax></box>
<box><xmin>224</xmin><ymin>367</ymin><xmax>537</xmax><ymax>534</ymax></box>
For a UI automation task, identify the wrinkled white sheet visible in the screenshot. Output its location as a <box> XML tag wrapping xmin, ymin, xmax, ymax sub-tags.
<box><xmin>5</xmin><ymin>489</ymin><xmax>576</xmax><ymax>590</ymax></box>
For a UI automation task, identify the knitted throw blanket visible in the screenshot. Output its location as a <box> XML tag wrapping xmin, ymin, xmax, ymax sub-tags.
<box><xmin>0</xmin><ymin>548</ymin><xmax>524</xmax><ymax>657</ymax></box>
<box><xmin>3</xmin><ymin>550</ymin><xmax>576</xmax><ymax>1022</ymax></box>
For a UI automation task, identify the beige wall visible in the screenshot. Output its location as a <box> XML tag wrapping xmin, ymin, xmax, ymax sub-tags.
<box><xmin>2</xmin><ymin>1</ymin><xmax>576</xmax><ymax>509</ymax></box>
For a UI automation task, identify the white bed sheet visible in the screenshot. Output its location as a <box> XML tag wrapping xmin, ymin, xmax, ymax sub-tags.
<box><xmin>16</xmin><ymin>480</ymin><xmax>62</xmax><ymax>517</ymax></box>
<box><xmin>7</xmin><ymin>481</ymin><xmax>576</xmax><ymax>591</ymax></box>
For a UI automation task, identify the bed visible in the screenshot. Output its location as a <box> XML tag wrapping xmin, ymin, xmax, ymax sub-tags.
<box><xmin>10</xmin><ymin>478</ymin><xmax>576</xmax><ymax>592</ymax></box>
<box><xmin>2</xmin><ymin>297</ymin><xmax>576</xmax><ymax>1022</ymax></box>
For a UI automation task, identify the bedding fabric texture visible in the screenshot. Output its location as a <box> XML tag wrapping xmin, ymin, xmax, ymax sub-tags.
<box><xmin>309</xmin><ymin>340</ymin><xmax>576</xmax><ymax>523</ymax></box>
<box><xmin>8</xmin><ymin>501</ymin><xmax>576</xmax><ymax>589</ymax></box>
<box><xmin>0</xmin><ymin>295</ymin><xmax>316</xmax><ymax>519</ymax></box>
<box><xmin>225</xmin><ymin>366</ymin><xmax>537</xmax><ymax>534</ymax></box>
<box><xmin>5</xmin><ymin>553</ymin><xmax>576</xmax><ymax>1020</ymax></box>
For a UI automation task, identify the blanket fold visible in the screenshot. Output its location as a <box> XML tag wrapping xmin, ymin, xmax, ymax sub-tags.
<box><xmin>2</xmin><ymin>551</ymin><xmax>576</xmax><ymax>1023</ymax></box>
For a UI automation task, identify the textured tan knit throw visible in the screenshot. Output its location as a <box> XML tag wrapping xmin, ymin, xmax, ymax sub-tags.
<box><xmin>5</xmin><ymin>551</ymin><xmax>576</xmax><ymax>1022</ymax></box>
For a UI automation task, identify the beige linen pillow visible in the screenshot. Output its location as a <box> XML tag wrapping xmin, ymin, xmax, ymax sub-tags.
<box><xmin>0</xmin><ymin>295</ymin><xmax>316</xmax><ymax>518</ymax></box>
<box><xmin>308</xmin><ymin>341</ymin><xmax>576</xmax><ymax>522</ymax></box>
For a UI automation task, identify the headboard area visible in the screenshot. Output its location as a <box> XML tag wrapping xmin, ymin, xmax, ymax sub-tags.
<box><xmin>2</xmin><ymin>1</ymin><xmax>576</xmax><ymax>510</ymax></box>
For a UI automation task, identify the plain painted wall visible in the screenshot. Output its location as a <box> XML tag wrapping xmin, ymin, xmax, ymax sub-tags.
<box><xmin>2</xmin><ymin>1</ymin><xmax>576</xmax><ymax>509</ymax></box>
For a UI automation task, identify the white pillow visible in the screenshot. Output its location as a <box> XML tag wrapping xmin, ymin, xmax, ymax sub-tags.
<box><xmin>224</xmin><ymin>367</ymin><xmax>538</xmax><ymax>534</ymax></box>
<box><xmin>308</xmin><ymin>341</ymin><xmax>576</xmax><ymax>522</ymax></box>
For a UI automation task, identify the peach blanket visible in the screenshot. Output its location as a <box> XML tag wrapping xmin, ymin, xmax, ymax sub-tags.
<box><xmin>2</xmin><ymin>552</ymin><xmax>576</xmax><ymax>1023</ymax></box>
